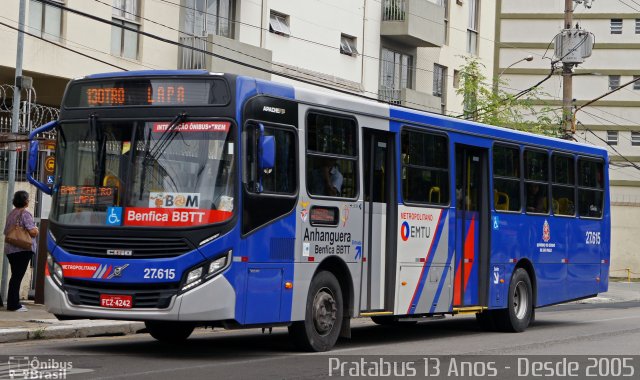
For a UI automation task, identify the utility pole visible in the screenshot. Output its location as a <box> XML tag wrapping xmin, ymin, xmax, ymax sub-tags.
<box><xmin>1</xmin><ymin>0</ymin><xmax>26</xmax><ymax>301</ymax></box>
<box><xmin>562</xmin><ymin>0</ymin><xmax>574</xmax><ymax>136</ymax></box>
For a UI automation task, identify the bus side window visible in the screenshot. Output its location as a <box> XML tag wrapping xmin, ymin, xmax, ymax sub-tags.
<box><xmin>244</xmin><ymin>124</ymin><xmax>296</xmax><ymax>195</ymax></box>
<box><xmin>552</xmin><ymin>154</ymin><xmax>575</xmax><ymax>216</ymax></box>
<box><xmin>524</xmin><ymin>149</ymin><xmax>549</xmax><ymax>214</ymax></box>
<box><xmin>401</xmin><ymin>129</ymin><xmax>449</xmax><ymax>205</ymax></box>
<box><xmin>306</xmin><ymin>113</ymin><xmax>357</xmax><ymax>198</ymax></box>
<box><xmin>493</xmin><ymin>144</ymin><xmax>520</xmax><ymax>212</ymax></box>
<box><xmin>578</xmin><ymin>158</ymin><xmax>604</xmax><ymax>218</ymax></box>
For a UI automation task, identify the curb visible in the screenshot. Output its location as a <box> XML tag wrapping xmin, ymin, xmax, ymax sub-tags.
<box><xmin>0</xmin><ymin>321</ymin><xmax>145</xmax><ymax>344</ymax></box>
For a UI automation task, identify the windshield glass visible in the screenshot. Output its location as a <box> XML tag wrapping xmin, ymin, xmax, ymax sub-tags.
<box><xmin>52</xmin><ymin>120</ymin><xmax>235</xmax><ymax>227</ymax></box>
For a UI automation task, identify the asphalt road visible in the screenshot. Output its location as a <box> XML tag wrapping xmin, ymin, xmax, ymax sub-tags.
<box><xmin>1</xmin><ymin>301</ymin><xmax>639</xmax><ymax>379</ymax></box>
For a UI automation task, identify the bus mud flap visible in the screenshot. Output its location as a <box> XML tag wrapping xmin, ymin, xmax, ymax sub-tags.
<box><xmin>340</xmin><ymin>318</ymin><xmax>351</xmax><ymax>339</ymax></box>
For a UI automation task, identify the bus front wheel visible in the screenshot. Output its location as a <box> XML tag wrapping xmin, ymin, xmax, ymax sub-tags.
<box><xmin>145</xmin><ymin>321</ymin><xmax>195</xmax><ymax>343</ymax></box>
<box><xmin>497</xmin><ymin>268</ymin><xmax>533</xmax><ymax>332</ymax></box>
<box><xmin>288</xmin><ymin>271</ymin><xmax>343</xmax><ymax>352</ymax></box>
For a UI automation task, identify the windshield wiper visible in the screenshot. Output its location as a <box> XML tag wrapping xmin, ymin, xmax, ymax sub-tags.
<box><xmin>139</xmin><ymin>113</ymin><xmax>187</xmax><ymax>199</ymax></box>
<box><xmin>148</xmin><ymin>112</ymin><xmax>187</xmax><ymax>161</ymax></box>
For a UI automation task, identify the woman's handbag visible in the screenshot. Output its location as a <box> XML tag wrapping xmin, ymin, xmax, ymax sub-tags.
<box><xmin>4</xmin><ymin>210</ymin><xmax>32</xmax><ymax>250</ymax></box>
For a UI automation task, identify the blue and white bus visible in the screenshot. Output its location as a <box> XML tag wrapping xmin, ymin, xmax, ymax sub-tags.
<box><xmin>28</xmin><ymin>71</ymin><xmax>610</xmax><ymax>351</ymax></box>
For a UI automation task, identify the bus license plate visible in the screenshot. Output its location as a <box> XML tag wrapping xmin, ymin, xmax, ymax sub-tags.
<box><xmin>100</xmin><ymin>294</ymin><xmax>132</xmax><ymax>309</ymax></box>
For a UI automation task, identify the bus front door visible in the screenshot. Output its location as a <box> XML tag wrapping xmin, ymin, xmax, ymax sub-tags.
<box><xmin>454</xmin><ymin>145</ymin><xmax>490</xmax><ymax>308</ymax></box>
<box><xmin>361</xmin><ymin>128</ymin><xmax>396</xmax><ymax>312</ymax></box>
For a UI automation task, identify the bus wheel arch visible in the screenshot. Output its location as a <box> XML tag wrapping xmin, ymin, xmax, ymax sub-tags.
<box><xmin>315</xmin><ymin>256</ymin><xmax>355</xmax><ymax>318</ymax></box>
<box><xmin>495</xmin><ymin>262</ymin><xmax>535</xmax><ymax>332</ymax></box>
<box><xmin>288</xmin><ymin>257</ymin><xmax>354</xmax><ymax>351</ymax></box>
<box><xmin>514</xmin><ymin>258</ymin><xmax>537</xmax><ymax>310</ymax></box>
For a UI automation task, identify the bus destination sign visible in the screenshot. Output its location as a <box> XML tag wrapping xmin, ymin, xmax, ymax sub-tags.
<box><xmin>64</xmin><ymin>78</ymin><xmax>230</xmax><ymax>108</ymax></box>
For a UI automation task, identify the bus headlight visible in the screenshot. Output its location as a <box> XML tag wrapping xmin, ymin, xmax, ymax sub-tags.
<box><xmin>180</xmin><ymin>251</ymin><xmax>231</xmax><ymax>293</ymax></box>
<box><xmin>48</xmin><ymin>254</ymin><xmax>64</xmax><ymax>287</ymax></box>
<box><xmin>207</xmin><ymin>256</ymin><xmax>227</xmax><ymax>277</ymax></box>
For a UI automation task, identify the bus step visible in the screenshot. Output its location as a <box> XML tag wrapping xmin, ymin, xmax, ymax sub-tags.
<box><xmin>397</xmin><ymin>315</ymin><xmax>446</xmax><ymax>322</ymax></box>
<box><xmin>360</xmin><ymin>311</ymin><xmax>394</xmax><ymax>317</ymax></box>
<box><xmin>452</xmin><ymin>306</ymin><xmax>487</xmax><ymax>315</ymax></box>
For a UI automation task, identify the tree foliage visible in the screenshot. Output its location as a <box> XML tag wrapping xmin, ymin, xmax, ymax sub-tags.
<box><xmin>455</xmin><ymin>56</ymin><xmax>561</xmax><ymax>137</ymax></box>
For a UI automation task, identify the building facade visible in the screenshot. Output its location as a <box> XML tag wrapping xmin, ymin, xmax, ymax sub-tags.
<box><xmin>495</xmin><ymin>0</ymin><xmax>640</xmax><ymax>277</ymax></box>
<box><xmin>1</xmin><ymin>0</ymin><xmax>496</xmax><ymax>114</ymax></box>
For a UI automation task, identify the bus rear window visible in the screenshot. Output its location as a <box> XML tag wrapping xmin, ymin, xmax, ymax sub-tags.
<box><xmin>578</xmin><ymin>158</ymin><xmax>604</xmax><ymax>218</ymax></box>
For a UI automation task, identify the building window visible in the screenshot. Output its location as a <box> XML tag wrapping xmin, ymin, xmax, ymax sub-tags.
<box><xmin>182</xmin><ymin>0</ymin><xmax>234</xmax><ymax>38</ymax></box>
<box><xmin>467</xmin><ymin>0</ymin><xmax>479</xmax><ymax>54</ymax></box>
<box><xmin>636</xmin><ymin>19</ymin><xmax>640</xmax><ymax>34</ymax></box>
<box><xmin>269</xmin><ymin>11</ymin><xmax>290</xmax><ymax>36</ymax></box>
<box><xmin>379</xmin><ymin>47</ymin><xmax>414</xmax><ymax>103</ymax></box>
<box><xmin>606</xmin><ymin>130</ymin><xmax>618</xmax><ymax>146</ymax></box>
<box><xmin>453</xmin><ymin>70</ymin><xmax>460</xmax><ymax>88</ymax></box>
<box><xmin>444</xmin><ymin>0</ymin><xmax>450</xmax><ymax>45</ymax></box>
<box><xmin>29</xmin><ymin>0</ymin><xmax>63</xmax><ymax>42</ymax></box>
<box><xmin>634</xmin><ymin>75</ymin><xmax>640</xmax><ymax>90</ymax></box>
<box><xmin>611</xmin><ymin>19</ymin><xmax>623</xmax><ymax>34</ymax></box>
<box><xmin>433</xmin><ymin>64</ymin><xmax>447</xmax><ymax>114</ymax></box>
<box><xmin>433</xmin><ymin>64</ymin><xmax>446</xmax><ymax>97</ymax></box>
<box><xmin>608</xmin><ymin>75</ymin><xmax>621</xmax><ymax>90</ymax></box>
<box><xmin>340</xmin><ymin>34</ymin><xmax>358</xmax><ymax>56</ymax></box>
<box><xmin>632</xmin><ymin>132</ymin><xmax>640</xmax><ymax>146</ymax></box>
<box><xmin>111</xmin><ymin>0</ymin><xmax>140</xmax><ymax>59</ymax></box>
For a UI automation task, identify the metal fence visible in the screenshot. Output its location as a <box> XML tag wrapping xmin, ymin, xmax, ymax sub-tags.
<box><xmin>382</xmin><ymin>0</ymin><xmax>407</xmax><ymax>21</ymax></box>
<box><xmin>378</xmin><ymin>86</ymin><xmax>402</xmax><ymax>105</ymax></box>
<box><xmin>0</xmin><ymin>84</ymin><xmax>59</xmax><ymax>181</ymax></box>
<box><xmin>179</xmin><ymin>36</ymin><xmax>208</xmax><ymax>70</ymax></box>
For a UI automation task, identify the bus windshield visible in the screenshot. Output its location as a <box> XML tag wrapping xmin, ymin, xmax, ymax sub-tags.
<box><xmin>52</xmin><ymin>120</ymin><xmax>235</xmax><ymax>227</ymax></box>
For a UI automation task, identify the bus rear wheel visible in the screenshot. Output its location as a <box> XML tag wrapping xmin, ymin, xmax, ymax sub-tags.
<box><xmin>496</xmin><ymin>268</ymin><xmax>533</xmax><ymax>332</ymax></box>
<box><xmin>289</xmin><ymin>271</ymin><xmax>343</xmax><ymax>352</ymax></box>
<box><xmin>145</xmin><ymin>321</ymin><xmax>195</xmax><ymax>343</ymax></box>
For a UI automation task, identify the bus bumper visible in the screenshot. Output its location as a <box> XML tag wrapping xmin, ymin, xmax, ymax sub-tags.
<box><xmin>44</xmin><ymin>274</ymin><xmax>236</xmax><ymax>322</ymax></box>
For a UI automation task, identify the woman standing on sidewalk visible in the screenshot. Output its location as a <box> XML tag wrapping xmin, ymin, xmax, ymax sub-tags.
<box><xmin>3</xmin><ymin>191</ymin><xmax>38</xmax><ymax>312</ymax></box>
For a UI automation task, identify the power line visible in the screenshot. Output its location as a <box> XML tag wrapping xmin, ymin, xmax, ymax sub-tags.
<box><xmin>147</xmin><ymin>0</ymin><xmax>538</xmax><ymax>94</ymax></box>
<box><xmin>37</xmin><ymin>0</ymin><xmax>449</xmax><ymax>112</ymax></box>
<box><xmin>0</xmin><ymin>20</ymin><xmax>127</xmax><ymax>71</ymax></box>
<box><xmin>0</xmin><ymin>15</ymin><xmax>161</xmax><ymax>70</ymax></box>
<box><xmin>584</xmin><ymin>127</ymin><xmax>640</xmax><ymax>171</ymax></box>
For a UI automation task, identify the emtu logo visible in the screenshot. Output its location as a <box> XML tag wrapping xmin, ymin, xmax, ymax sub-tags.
<box><xmin>400</xmin><ymin>221</ymin><xmax>410</xmax><ymax>241</ymax></box>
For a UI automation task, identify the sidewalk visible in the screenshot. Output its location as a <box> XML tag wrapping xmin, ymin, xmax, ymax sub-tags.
<box><xmin>0</xmin><ymin>302</ymin><xmax>144</xmax><ymax>343</ymax></box>
<box><xmin>0</xmin><ymin>281</ymin><xmax>638</xmax><ymax>344</ymax></box>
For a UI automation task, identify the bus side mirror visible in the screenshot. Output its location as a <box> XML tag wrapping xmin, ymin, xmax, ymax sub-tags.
<box><xmin>28</xmin><ymin>120</ymin><xmax>58</xmax><ymax>195</ymax></box>
<box><xmin>259</xmin><ymin>135</ymin><xmax>275</xmax><ymax>171</ymax></box>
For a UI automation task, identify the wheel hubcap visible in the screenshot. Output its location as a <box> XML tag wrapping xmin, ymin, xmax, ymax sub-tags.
<box><xmin>513</xmin><ymin>281</ymin><xmax>528</xmax><ymax>320</ymax></box>
<box><xmin>312</xmin><ymin>287</ymin><xmax>337</xmax><ymax>336</ymax></box>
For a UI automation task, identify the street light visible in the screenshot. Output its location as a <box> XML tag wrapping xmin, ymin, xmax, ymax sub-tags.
<box><xmin>498</xmin><ymin>54</ymin><xmax>534</xmax><ymax>78</ymax></box>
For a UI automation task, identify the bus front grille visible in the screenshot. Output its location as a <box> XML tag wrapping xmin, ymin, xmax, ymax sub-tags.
<box><xmin>58</xmin><ymin>235</ymin><xmax>194</xmax><ymax>258</ymax></box>
<box><xmin>64</xmin><ymin>279</ymin><xmax>179</xmax><ymax>309</ymax></box>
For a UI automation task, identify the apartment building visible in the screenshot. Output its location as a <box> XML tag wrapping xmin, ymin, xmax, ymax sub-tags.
<box><xmin>0</xmin><ymin>0</ymin><xmax>495</xmax><ymax>115</ymax></box>
<box><xmin>495</xmin><ymin>0</ymin><xmax>640</xmax><ymax>275</ymax></box>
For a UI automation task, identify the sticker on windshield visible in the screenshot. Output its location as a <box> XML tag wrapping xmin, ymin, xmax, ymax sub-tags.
<box><xmin>123</xmin><ymin>208</ymin><xmax>232</xmax><ymax>227</ymax></box>
<box><xmin>149</xmin><ymin>192</ymin><xmax>200</xmax><ymax>208</ymax></box>
<box><xmin>152</xmin><ymin>121</ymin><xmax>230</xmax><ymax>133</ymax></box>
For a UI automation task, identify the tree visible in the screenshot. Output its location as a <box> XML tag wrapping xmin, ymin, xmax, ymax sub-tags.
<box><xmin>455</xmin><ymin>56</ymin><xmax>562</xmax><ymax>137</ymax></box>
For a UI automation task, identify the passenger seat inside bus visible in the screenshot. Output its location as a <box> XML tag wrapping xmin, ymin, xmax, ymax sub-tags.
<box><xmin>494</xmin><ymin>190</ymin><xmax>509</xmax><ymax>211</ymax></box>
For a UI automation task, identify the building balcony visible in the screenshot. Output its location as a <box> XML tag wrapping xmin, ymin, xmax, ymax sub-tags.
<box><xmin>378</xmin><ymin>86</ymin><xmax>442</xmax><ymax>113</ymax></box>
<box><xmin>179</xmin><ymin>35</ymin><xmax>272</xmax><ymax>80</ymax></box>
<box><xmin>380</xmin><ymin>0</ymin><xmax>445</xmax><ymax>48</ymax></box>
